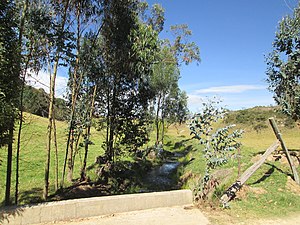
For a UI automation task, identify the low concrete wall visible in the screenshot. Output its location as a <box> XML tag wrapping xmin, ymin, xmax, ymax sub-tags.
<box><xmin>0</xmin><ymin>190</ymin><xmax>193</xmax><ymax>225</ymax></box>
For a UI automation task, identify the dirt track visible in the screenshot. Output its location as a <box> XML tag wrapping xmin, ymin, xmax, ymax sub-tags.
<box><xmin>37</xmin><ymin>205</ymin><xmax>300</xmax><ymax>225</ymax></box>
<box><xmin>36</xmin><ymin>206</ymin><xmax>210</xmax><ymax>225</ymax></box>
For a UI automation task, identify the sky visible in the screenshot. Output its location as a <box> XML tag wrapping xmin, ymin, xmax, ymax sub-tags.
<box><xmin>148</xmin><ymin>0</ymin><xmax>298</xmax><ymax>111</ymax></box>
<box><xmin>26</xmin><ymin>0</ymin><xmax>298</xmax><ymax>111</ymax></box>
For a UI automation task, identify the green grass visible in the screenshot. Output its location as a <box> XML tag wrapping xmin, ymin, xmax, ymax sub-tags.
<box><xmin>177</xmin><ymin>120</ymin><xmax>300</xmax><ymax>222</ymax></box>
<box><xmin>1</xmin><ymin>111</ymin><xmax>300</xmax><ymax>223</ymax></box>
<box><xmin>0</xmin><ymin>113</ymin><xmax>104</xmax><ymax>205</ymax></box>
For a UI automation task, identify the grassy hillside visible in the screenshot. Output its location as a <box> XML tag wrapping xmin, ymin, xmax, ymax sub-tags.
<box><xmin>0</xmin><ymin>112</ymin><xmax>104</xmax><ymax>205</ymax></box>
<box><xmin>177</xmin><ymin>107</ymin><xmax>300</xmax><ymax>223</ymax></box>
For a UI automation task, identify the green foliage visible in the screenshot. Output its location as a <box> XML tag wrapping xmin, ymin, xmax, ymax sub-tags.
<box><xmin>0</xmin><ymin>0</ymin><xmax>21</xmax><ymax>146</ymax></box>
<box><xmin>81</xmin><ymin>0</ymin><xmax>160</xmax><ymax>160</ymax></box>
<box><xmin>224</xmin><ymin>106</ymin><xmax>296</xmax><ymax>129</ymax></box>
<box><xmin>266</xmin><ymin>3</ymin><xmax>300</xmax><ymax>122</ymax></box>
<box><xmin>22</xmin><ymin>85</ymin><xmax>68</xmax><ymax>120</ymax></box>
<box><xmin>189</xmin><ymin>99</ymin><xmax>243</xmax><ymax>200</ymax></box>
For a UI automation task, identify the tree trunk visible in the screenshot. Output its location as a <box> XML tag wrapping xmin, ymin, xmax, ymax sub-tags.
<box><xmin>72</xmin><ymin>132</ymin><xmax>81</xmax><ymax>170</ymax></box>
<box><xmin>155</xmin><ymin>94</ymin><xmax>161</xmax><ymax>145</ymax></box>
<box><xmin>65</xmin><ymin>2</ymin><xmax>82</xmax><ymax>183</ymax></box>
<box><xmin>52</xmin><ymin>109</ymin><xmax>59</xmax><ymax>191</ymax></box>
<box><xmin>161</xmin><ymin>95</ymin><xmax>166</xmax><ymax>145</ymax></box>
<box><xmin>81</xmin><ymin>85</ymin><xmax>97</xmax><ymax>180</ymax></box>
<box><xmin>5</xmin><ymin>118</ymin><xmax>14</xmax><ymax>206</ymax></box>
<box><xmin>15</xmin><ymin>0</ymin><xmax>29</xmax><ymax>205</ymax></box>
<box><xmin>108</xmin><ymin>86</ymin><xmax>117</xmax><ymax>161</ymax></box>
<box><xmin>44</xmin><ymin>59</ymin><xmax>58</xmax><ymax>200</ymax></box>
<box><xmin>106</xmin><ymin>88</ymin><xmax>110</xmax><ymax>160</ymax></box>
<box><xmin>15</xmin><ymin>78</ymin><xmax>24</xmax><ymax>205</ymax></box>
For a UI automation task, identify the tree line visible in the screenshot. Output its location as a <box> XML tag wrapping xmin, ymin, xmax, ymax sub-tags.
<box><xmin>0</xmin><ymin>0</ymin><xmax>200</xmax><ymax>205</ymax></box>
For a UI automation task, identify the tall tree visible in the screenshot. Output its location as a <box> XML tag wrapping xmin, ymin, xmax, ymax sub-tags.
<box><xmin>266</xmin><ymin>3</ymin><xmax>300</xmax><ymax>123</ymax></box>
<box><xmin>44</xmin><ymin>0</ymin><xmax>73</xmax><ymax>200</ymax></box>
<box><xmin>151</xmin><ymin>23</ymin><xmax>200</xmax><ymax>145</ymax></box>
<box><xmin>62</xmin><ymin>0</ymin><xmax>101</xmax><ymax>184</ymax></box>
<box><xmin>97</xmin><ymin>0</ymin><xmax>158</xmax><ymax>161</ymax></box>
<box><xmin>0</xmin><ymin>0</ymin><xmax>21</xmax><ymax>206</ymax></box>
<box><xmin>151</xmin><ymin>46</ymin><xmax>180</xmax><ymax>145</ymax></box>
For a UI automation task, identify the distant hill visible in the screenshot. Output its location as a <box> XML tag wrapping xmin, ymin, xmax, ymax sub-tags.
<box><xmin>23</xmin><ymin>85</ymin><xmax>69</xmax><ymax>121</ymax></box>
<box><xmin>225</xmin><ymin>106</ymin><xmax>296</xmax><ymax>131</ymax></box>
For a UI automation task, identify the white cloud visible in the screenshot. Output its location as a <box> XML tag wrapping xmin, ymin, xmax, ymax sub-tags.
<box><xmin>194</xmin><ymin>85</ymin><xmax>266</xmax><ymax>94</ymax></box>
<box><xmin>26</xmin><ymin>70</ymin><xmax>68</xmax><ymax>99</ymax></box>
<box><xmin>186</xmin><ymin>84</ymin><xmax>275</xmax><ymax>112</ymax></box>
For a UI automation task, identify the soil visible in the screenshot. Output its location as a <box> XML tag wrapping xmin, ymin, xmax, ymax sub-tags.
<box><xmin>198</xmin><ymin>204</ymin><xmax>300</xmax><ymax>225</ymax></box>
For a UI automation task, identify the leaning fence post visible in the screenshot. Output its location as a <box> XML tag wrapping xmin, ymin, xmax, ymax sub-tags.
<box><xmin>269</xmin><ymin>117</ymin><xmax>299</xmax><ymax>185</ymax></box>
<box><xmin>220</xmin><ymin>141</ymin><xmax>280</xmax><ymax>206</ymax></box>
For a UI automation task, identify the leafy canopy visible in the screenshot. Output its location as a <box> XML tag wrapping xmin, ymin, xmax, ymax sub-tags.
<box><xmin>266</xmin><ymin>3</ymin><xmax>300</xmax><ymax>122</ymax></box>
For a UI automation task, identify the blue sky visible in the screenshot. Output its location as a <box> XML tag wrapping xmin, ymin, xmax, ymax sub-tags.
<box><xmin>148</xmin><ymin>0</ymin><xmax>298</xmax><ymax>111</ymax></box>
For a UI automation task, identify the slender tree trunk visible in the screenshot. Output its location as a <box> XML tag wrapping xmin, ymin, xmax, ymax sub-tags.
<box><xmin>52</xmin><ymin>110</ymin><xmax>59</xmax><ymax>191</ymax></box>
<box><xmin>161</xmin><ymin>117</ymin><xmax>165</xmax><ymax>145</ymax></box>
<box><xmin>161</xmin><ymin>95</ymin><xmax>166</xmax><ymax>145</ymax></box>
<box><xmin>155</xmin><ymin>94</ymin><xmax>161</xmax><ymax>145</ymax></box>
<box><xmin>106</xmin><ymin>87</ymin><xmax>110</xmax><ymax>161</ymax></box>
<box><xmin>72</xmin><ymin>132</ymin><xmax>81</xmax><ymax>170</ymax></box>
<box><xmin>65</xmin><ymin>2</ymin><xmax>82</xmax><ymax>183</ymax></box>
<box><xmin>5</xmin><ymin>118</ymin><xmax>14</xmax><ymax>206</ymax></box>
<box><xmin>15</xmin><ymin>0</ymin><xmax>29</xmax><ymax>205</ymax></box>
<box><xmin>108</xmin><ymin>85</ymin><xmax>117</xmax><ymax>161</ymax></box>
<box><xmin>81</xmin><ymin>85</ymin><xmax>97</xmax><ymax>180</ymax></box>
<box><xmin>67</xmin><ymin>131</ymin><xmax>74</xmax><ymax>181</ymax></box>
<box><xmin>15</xmin><ymin>78</ymin><xmax>24</xmax><ymax>205</ymax></box>
<box><xmin>44</xmin><ymin>59</ymin><xmax>58</xmax><ymax>200</ymax></box>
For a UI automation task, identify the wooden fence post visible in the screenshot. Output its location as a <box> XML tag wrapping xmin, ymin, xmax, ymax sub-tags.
<box><xmin>220</xmin><ymin>141</ymin><xmax>280</xmax><ymax>206</ymax></box>
<box><xmin>269</xmin><ymin>117</ymin><xmax>299</xmax><ymax>185</ymax></box>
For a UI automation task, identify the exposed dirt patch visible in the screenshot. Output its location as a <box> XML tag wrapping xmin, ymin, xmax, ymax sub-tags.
<box><xmin>235</xmin><ymin>185</ymin><xmax>267</xmax><ymax>200</ymax></box>
<box><xmin>49</xmin><ymin>182</ymin><xmax>111</xmax><ymax>201</ymax></box>
<box><xmin>286</xmin><ymin>176</ymin><xmax>300</xmax><ymax>195</ymax></box>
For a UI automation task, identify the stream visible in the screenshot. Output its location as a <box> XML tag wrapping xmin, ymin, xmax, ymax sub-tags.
<box><xmin>142</xmin><ymin>152</ymin><xmax>184</xmax><ymax>191</ymax></box>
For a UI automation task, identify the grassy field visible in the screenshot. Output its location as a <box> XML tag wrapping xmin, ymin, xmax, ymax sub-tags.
<box><xmin>0</xmin><ymin>110</ymin><xmax>300</xmax><ymax>224</ymax></box>
<box><xmin>0</xmin><ymin>112</ymin><xmax>104</xmax><ymax>205</ymax></box>
<box><xmin>173</xmin><ymin>120</ymin><xmax>300</xmax><ymax>224</ymax></box>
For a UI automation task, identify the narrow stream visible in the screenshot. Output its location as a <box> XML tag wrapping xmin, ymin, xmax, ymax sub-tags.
<box><xmin>142</xmin><ymin>161</ymin><xmax>181</xmax><ymax>191</ymax></box>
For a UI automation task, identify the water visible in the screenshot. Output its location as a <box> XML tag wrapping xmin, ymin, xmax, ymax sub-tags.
<box><xmin>143</xmin><ymin>161</ymin><xmax>180</xmax><ymax>191</ymax></box>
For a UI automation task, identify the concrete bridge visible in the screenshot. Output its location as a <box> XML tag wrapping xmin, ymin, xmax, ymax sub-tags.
<box><xmin>1</xmin><ymin>190</ymin><xmax>209</xmax><ymax>225</ymax></box>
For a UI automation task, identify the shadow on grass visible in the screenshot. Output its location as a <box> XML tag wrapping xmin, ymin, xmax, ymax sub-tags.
<box><xmin>249</xmin><ymin>165</ymin><xmax>275</xmax><ymax>185</ymax></box>
<box><xmin>249</xmin><ymin>163</ymin><xmax>293</xmax><ymax>185</ymax></box>
<box><xmin>18</xmin><ymin>188</ymin><xmax>43</xmax><ymax>205</ymax></box>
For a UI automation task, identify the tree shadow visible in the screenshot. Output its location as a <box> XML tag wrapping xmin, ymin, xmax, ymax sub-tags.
<box><xmin>18</xmin><ymin>188</ymin><xmax>43</xmax><ymax>205</ymax></box>
<box><xmin>0</xmin><ymin>205</ymin><xmax>25</xmax><ymax>224</ymax></box>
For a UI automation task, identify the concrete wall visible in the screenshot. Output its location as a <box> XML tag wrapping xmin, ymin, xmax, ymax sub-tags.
<box><xmin>0</xmin><ymin>190</ymin><xmax>193</xmax><ymax>225</ymax></box>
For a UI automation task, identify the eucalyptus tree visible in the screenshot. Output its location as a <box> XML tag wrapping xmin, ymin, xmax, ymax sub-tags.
<box><xmin>266</xmin><ymin>3</ymin><xmax>300</xmax><ymax>123</ymax></box>
<box><xmin>189</xmin><ymin>99</ymin><xmax>243</xmax><ymax>200</ymax></box>
<box><xmin>43</xmin><ymin>0</ymin><xmax>74</xmax><ymax>200</ymax></box>
<box><xmin>74</xmin><ymin>31</ymin><xmax>104</xmax><ymax>181</ymax></box>
<box><xmin>14</xmin><ymin>0</ymin><xmax>56</xmax><ymax>204</ymax></box>
<box><xmin>151</xmin><ymin>46</ymin><xmax>180</xmax><ymax>144</ymax></box>
<box><xmin>96</xmin><ymin>0</ymin><xmax>158</xmax><ymax>162</ymax></box>
<box><xmin>62</xmin><ymin>0</ymin><xmax>102</xmax><ymax>184</ymax></box>
<box><xmin>0</xmin><ymin>0</ymin><xmax>21</xmax><ymax>206</ymax></box>
<box><xmin>151</xmin><ymin>23</ymin><xmax>200</xmax><ymax>145</ymax></box>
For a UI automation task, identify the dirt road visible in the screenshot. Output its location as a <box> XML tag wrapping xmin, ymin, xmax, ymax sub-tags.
<box><xmin>37</xmin><ymin>206</ymin><xmax>300</xmax><ymax>225</ymax></box>
<box><xmin>37</xmin><ymin>206</ymin><xmax>210</xmax><ymax>225</ymax></box>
